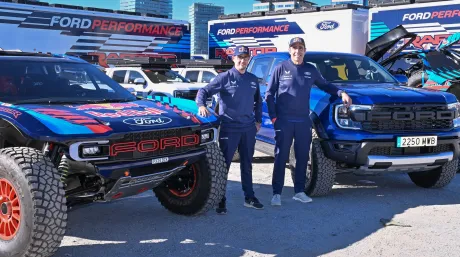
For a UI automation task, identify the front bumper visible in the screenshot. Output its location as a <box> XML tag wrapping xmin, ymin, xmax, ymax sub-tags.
<box><xmin>321</xmin><ymin>137</ymin><xmax>460</xmax><ymax>169</ymax></box>
<box><xmin>96</xmin><ymin>148</ymin><xmax>206</xmax><ymax>178</ymax></box>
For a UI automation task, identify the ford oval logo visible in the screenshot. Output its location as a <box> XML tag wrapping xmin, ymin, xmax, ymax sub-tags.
<box><xmin>316</xmin><ymin>20</ymin><xmax>339</xmax><ymax>31</ymax></box>
<box><xmin>123</xmin><ymin>116</ymin><xmax>172</xmax><ymax>126</ymax></box>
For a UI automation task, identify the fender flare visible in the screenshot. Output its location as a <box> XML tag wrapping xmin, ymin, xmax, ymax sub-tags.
<box><xmin>309</xmin><ymin>112</ymin><xmax>328</xmax><ymax>140</ymax></box>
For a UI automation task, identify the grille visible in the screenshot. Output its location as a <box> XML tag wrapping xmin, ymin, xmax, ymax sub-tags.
<box><xmin>369</xmin><ymin>144</ymin><xmax>453</xmax><ymax>156</ymax></box>
<box><xmin>362</xmin><ymin>104</ymin><xmax>453</xmax><ymax>132</ymax></box>
<box><xmin>362</xmin><ymin>120</ymin><xmax>453</xmax><ymax>132</ymax></box>
<box><xmin>109</xmin><ymin>127</ymin><xmax>200</xmax><ymax>161</ymax></box>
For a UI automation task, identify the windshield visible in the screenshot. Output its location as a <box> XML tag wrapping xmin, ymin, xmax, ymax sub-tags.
<box><xmin>305</xmin><ymin>55</ymin><xmax>398</xmax><ymax>84</ymax></box>
<box><xmin>143</xmin><ymin>69</ymin><xmax>189</xmax><ymax>83</ymax></box>
<box><xmin>0</xmin><ymin>60</ymin><xmax>136</xmax><ymax>104</ymax></box>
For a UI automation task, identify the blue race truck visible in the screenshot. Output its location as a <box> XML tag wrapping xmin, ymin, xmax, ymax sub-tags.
<box><xmin>0</xmin><ymin>51</ymin><xmax>226</xmax><ymax>257</ymax></box>
<box><xmin>244</xmin><ymin>51</ymin><xmax>460</xmax><ymax>196</ymax></box>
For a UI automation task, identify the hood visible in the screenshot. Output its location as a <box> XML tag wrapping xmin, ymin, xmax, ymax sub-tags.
<box><xmin>365</xmin><ymin>25</ymin><xmax>417</xmax><ymax>62</ymax></box>
<box><xmin>2</xmin><ymin>98</ymin><xmax>217</xmax><ymax>139</ymax></box>
<box><xmin>160</xmin><ymin>82</ymin><xmax>205</xmax><ymax>90</ymax></box>
<box><xmin>341</xmin><ymin>83</ymin><xmax>457</xmax><ymax>105</ymax></box>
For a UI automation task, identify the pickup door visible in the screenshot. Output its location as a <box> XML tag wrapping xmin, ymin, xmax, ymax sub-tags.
<box><xmin>247</xmin><ymin>56</ymin><xmax>285</xmax><ymax>144</ymax></box>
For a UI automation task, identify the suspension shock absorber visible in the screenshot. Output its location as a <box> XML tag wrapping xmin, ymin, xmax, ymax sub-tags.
<box><xmin>43</xmin><ymin>142</ymin><xmax>70</xmax><ymax>184</ymax></box>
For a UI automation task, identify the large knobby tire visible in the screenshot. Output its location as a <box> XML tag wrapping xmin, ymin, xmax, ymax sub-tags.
<box><xmin>0</xmin><ymin>147</ymin><xmax>67</xmax><ymax>257</ymax></box>
<box><xmin>407</xmin><ymin>70</ymin><xmax>429</xmax><ymax>88</ymax></box>
<box><xmin>154</xmin><ymin>143</ymin><xmax>227</xmax><ymax>215</ymax></box>
<box><xmin>408</xmin><ymin>158</ymin><xmax>458</xmax><ymax>188</ymax></box>
<box><xmin>290</xmin><ymin>129</ymin><xmax>336</xmax><ymax>196</ymax></box>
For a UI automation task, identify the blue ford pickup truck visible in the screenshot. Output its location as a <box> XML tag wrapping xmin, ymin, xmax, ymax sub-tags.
<box><xmin>0</xmin><ymin>52</ymin><xmax>226</xmax><ymax>257</ymax></box>
<box><xmin>243</xmin><ymin>51</ymin><xmax>460</xmax><ymax>196</ymax></box>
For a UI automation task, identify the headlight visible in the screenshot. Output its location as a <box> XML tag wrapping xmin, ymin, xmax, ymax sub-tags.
<box><xmin>200</xmin><ymin>128</ymin><xmax>218</xmax><ymax>145</ymax></box>
<box><xmin>334</xmin><ymin>104</ymin><xmax>371</xmax><ymax>130</ymax></box>
<box><xmin>448</xmin><ymin>102</ymin><xmax>460</xmax><ymax>128</ymax></box>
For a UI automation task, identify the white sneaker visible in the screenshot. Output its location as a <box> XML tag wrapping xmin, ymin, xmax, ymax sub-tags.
<box><xmin>271</xmin><ymin>194</ymin><xmax>281</xmax><ymax>206</ymax></box>
<box><xmin>293</xmin><ymin>192</ymin><xmax>312</xmax><ymax>203</ymax></box>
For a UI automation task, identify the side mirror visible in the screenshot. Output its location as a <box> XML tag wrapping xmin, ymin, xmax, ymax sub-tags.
<box><xmin>393</xmin><ymin>74</ymin><xmax>408</xmax><ymax>85</ymax></box>
<box><xmin>134</xmin><ymin>78</ymin><xmax>146</xmax><ymax>85</ymax></box>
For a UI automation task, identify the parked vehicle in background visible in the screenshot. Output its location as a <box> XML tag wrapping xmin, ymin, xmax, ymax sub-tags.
<box><xmin>105</xmin><ymin>57</ymin><xmax>213</xmax><ymax>106</ymax></box>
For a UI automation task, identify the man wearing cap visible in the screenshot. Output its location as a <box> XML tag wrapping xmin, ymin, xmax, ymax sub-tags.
<box><xmin>195</xmin><ymin>45</ymin><xmax>264</xmax><ymax>214</ymax></box>
<box><xmin>266</xmin><ymin>37</ymin><xmax>352</xmax><ymax>206</ymax></box>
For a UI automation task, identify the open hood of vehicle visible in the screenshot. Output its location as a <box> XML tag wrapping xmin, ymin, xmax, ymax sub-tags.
<box><xmin>365</xmin><ymin>25</ymin><xmax>417</xmax><ymax>63</ymax></box>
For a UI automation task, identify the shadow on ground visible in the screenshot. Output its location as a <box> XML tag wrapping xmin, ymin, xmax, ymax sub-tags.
<box><xmin>55</xmin><ymin>169</ymin><xmax>460</xmax><ymax>257</ymax></box>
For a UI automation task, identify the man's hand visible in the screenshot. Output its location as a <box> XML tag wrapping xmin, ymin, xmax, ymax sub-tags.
<box><xmin>341</xmin><ymin>92</ymin><xmax>352</xmax><ymax>108</ymax></box>
<box><xmin>198</xmin><ymin>106</ymin><xmax>210</xmax><ymax>117</ymax></box>
<box><xmin>256</xmin><ymin>122</ymin><xmax>261</xmax><ymax>132</ymax></box>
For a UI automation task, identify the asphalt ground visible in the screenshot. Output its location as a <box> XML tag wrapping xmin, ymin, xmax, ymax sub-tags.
<box><xmin>56</xmin><ymin>151</ymin><xmax>460</xmax><ymax>257</ymax></box>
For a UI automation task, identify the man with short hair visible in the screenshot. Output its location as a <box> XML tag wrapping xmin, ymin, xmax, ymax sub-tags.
<box><xmin>266</xmin><ymin>37</ymin><xmax>352</xmax><ymax>206</ymax></box>
<box><xmin>196</xmin><ymin>46</ymin><xmax>264</xmax><ymax>214</ymax></box>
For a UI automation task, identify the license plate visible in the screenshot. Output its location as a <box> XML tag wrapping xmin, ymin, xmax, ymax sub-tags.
<box><xmin>396</xmin><ymin>136</ymin><xmax>437</xmax><ymax>148</ymax></box>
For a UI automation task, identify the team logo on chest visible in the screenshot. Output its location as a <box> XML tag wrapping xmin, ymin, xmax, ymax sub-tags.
<box><xmin>304</xmin><ymin>71</ymin><xmax>311</xmax><ymax>78</ymax></box>
<box><xmin>229</xmin><ymin>80</ymin><xmax>238</xmax><ymax>88</ymax></box>
<box><xmin>281</xmin><ymin>69</ymin><xmax>292</xmax><ymax>80</ymax></box>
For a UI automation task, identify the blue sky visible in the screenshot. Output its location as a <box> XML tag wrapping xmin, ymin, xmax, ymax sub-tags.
<box><xmin>40</xmin><ymin>0</ymin><xmax>331</xmax><ymax>21</ymax></box>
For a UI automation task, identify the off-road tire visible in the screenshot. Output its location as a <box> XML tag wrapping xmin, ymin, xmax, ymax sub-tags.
<box><xmin>290</xmin><ymin>129</ymin><xmax>336</xmax><ymax>196</ymax></box>
<box><xmin>154</xmin><ymin>143</ymin><xmax>227</xmax><ymax>215</ymax></box>
<box><xmin>0</xmin><ymin>147</ymin><xmax>67</xmax><ymax>257</ymax></box>
<box><xmin>407</xmin><ymin>70</ymin><xmax>428</xmax><ymax>88</ymax></box>
<box><xmin>408</xmin><ymin>158</ymin><xmax>458</xmax><ymax>188</ymax></box>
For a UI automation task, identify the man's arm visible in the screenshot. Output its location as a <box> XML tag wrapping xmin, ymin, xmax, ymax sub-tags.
<box><xmin>265</xmin><ymin>65</ymin><xmax>281</xmax><ymax>121</ymax></box>
<box><xmin>254</xmin><ymin>81</ymin><xmax>263</xmax><ymax>124</ymax></box>
<box><xmin>312</xmin><ymin>67</ymin><xmax>340</xmax><ymax>96</ymax></box>
<box><xmin>195</xmin><ymin>74</ymin><xmax>224</xmax><ymax>107</ymax></box>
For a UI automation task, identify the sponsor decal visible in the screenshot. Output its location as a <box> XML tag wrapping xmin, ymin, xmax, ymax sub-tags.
<box><xmin>154</xmin><ymin>100</ymin><xmax>202</xmax><ymax>124</ymax></box>
<box><xmin>217</xmin><ymin>25</ymin><xmax>290</xmax><ymax>35</ymax></box>
<box><xmin>411</xmin><ymin>34</ymin><xmax>451</xmax><ymax>49</ymax></box>
<box><xmin>110</xmin><ymin>135</ymin><xmax>200</xmax><ymax>156</ymax></box>
<box><xmin>72</xmin><ymin>103</ymin><xmax>142</xmax><ymax>111</ymax></box>
<box><xmin>316</xmin><ymin>20</ymin><xmax>339</xmax><ymax>31</ymax></box>
<box><xmin>402</xmin><ymin>10</ymin><xmax>460</xmax><ymax>21</ymax></box>
<box><xmin>122</xmin><ymin>116</ymin><xmax>172</xmax><ymax>126</ymax></box>
<box><xmin>0</xmin><ymin>107</ymin><xmax>21</xmax><ymax>118</ymax></box>
<box><xmin>86</xmin><ymin>107</ymin><xmax>166</xmax><ymax>118</ymax></box>
<box><xmin>32</xmin><ymin>108</ymin><xmax>112</xmax><ymax>133</ymax></box>
<box><xmin>50</xmin><ymin>16</ymin><xmax>184</xmax><ymax>37</ymax></box>
<box><xmin>215</xmin><ymin>47</ymin><xmax>277</xmax><ymax>59</ymax></box>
